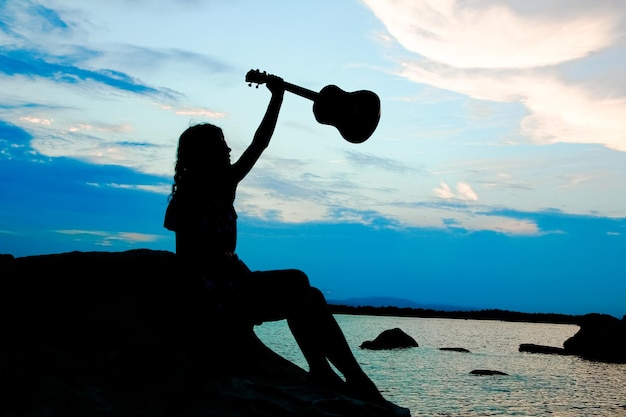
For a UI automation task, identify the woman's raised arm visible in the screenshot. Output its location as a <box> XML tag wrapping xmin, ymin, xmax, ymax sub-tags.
<box><xmin>232</xmin><ymin>75</ymin><xmax>285</xmax><ymax>183</ymax></box>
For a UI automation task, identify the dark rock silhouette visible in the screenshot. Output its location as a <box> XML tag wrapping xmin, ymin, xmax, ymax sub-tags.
<box><xmin>563</xmin><ymin>313</ymin><xmax>626</xmax><ymax>363</ymax></box>
<box><xmin>0</xmin><ymin>249</ymin><xmax>409</xmax><ymax>416</ymax></box>
<box><xmin>439</xmin><ymin>347</ymin><xmax>470</xmax><ymax>353</ymax></box>
<box><xmin>470</xmin><ymin>370</ymin><xmax>508</xmax><ymax>376</ymax></box>
<box><xmin>360</xmin><ymin>328</ymin><xmax>418</xmax><ymax>350</ymax></box>
<box><xmin>519</xmin><ymin>313</ymin><xmax>626</xmax><ymax>363</ymax></box>
<box><xmin>519</xmin><ymin>343</ymin><xmax>571</xmax><ymax>355</ymax></box>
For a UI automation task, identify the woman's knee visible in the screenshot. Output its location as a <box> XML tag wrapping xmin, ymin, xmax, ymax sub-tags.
<box><xmin>309</xmin><ymin>286</ymin><xmax>327</xmax><ymax>305</ymax></box>
<box><xmin>285</xmin><ymin>270</ymin><xmax>326</xmax><ymax>304</ymax></box>
<box><xmin>287</xmin><ymin>269</ymin><xmax>310</xmax><ymax>288</ymax></box>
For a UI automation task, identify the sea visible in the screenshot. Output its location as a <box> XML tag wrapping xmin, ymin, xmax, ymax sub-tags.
<box><xmin>254</xmin><ymin>314</ymin><xmax>626</xmax><ymax>417</ymax></box>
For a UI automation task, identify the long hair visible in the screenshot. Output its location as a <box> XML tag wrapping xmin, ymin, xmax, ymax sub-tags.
<box><xmin>169</xmin><ymin>123</ymin><xmax>226</xmax><ymax>201</ymax></box>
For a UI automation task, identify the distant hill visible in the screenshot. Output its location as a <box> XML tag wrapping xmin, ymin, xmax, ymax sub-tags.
<box><xmin>328</xmin><ymin>303</ymin><xmax>582</xmax><ymax>325</ymax></box>
<box><xmin>328</xmin><ymin>296</ymin><xmax>474</xmax><ymax>311</ymax></box>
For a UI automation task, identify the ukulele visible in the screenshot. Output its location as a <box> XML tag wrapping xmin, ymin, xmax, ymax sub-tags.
<box><xmin>246</xmin><ymin>69</ymin><xmax>380</xmax><ymax>144</ymax></box>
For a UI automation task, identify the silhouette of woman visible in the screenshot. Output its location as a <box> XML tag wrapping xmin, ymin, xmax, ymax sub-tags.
<box><xmin>164</xmin><ymin>74</ymin><xmax>385</xmax><ymax>402</ymax></box>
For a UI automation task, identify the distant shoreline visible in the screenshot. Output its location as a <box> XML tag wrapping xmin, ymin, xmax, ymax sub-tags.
<box><xmin>328</xmin><ymin>304</ymin><xmax>583</xmax><ymax>325</ymax></box>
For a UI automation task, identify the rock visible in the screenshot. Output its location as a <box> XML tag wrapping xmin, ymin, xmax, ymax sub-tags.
<box><xmin>360</xmin><ymin>328</ymin><xmax>418</xmax><ymax>350</ymax></box>
<box><xmin>563</xmin><ymin>313</ymin><xmax>626</xmax><ymax>363</ymax></box>
<box><xmin>519</xmin><ymin>343</ymin><xmax>571</xmax><ymax>355</ymax></box>
<box><xmin>0</xmin><ymin>249</ymin><xmax>410</xmax><ymax>417</ymax></box>
<box><xmin>439</xmin><ymin>347</ymin><xmax>470</xmax><ymax>353</ymax></box>
<box><xmin>470</xmin><ymin>370</ymin><xmax>508</xmax><ymax>376</ymax></box>
<box><xmin>519</xmin><ymin>343</ymin><xmax>572</xmax><ymax>355</ymax></box>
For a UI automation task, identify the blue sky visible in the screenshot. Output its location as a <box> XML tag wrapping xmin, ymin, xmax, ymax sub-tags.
<box><xmin>1</xmin><ymin>0</ymin><xmax>625</xmax><ymax>317</ymax></box>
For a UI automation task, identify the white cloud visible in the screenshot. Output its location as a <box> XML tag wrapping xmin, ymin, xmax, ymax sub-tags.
<box><xmin>364</xmin><ymin>0</ymin><xmax>621</xmax><ymax>69</ymax></box>
<box><xmin>456</xmin><ymin>182</ymin><xmax>478</xmax><ymax>201</ymax></box>
<box><xmin>435</xmin><ymin>181</ymin><xmax>478</xmax><ymax>201</ymax></box>
<box><xmin>20</xmin><ymin>116</ymin><xmax>53</xmax><ymax>125</ymax></box>
<box><xmin>365</xmin><ymin>0</ymin><xmax>626</xmax><ymax>152</ymax></box>
<box><xmin>434</xmin><ymin>182</ymin><xmax>454</xmax><ymax>199</ymax></box>
<box><xmin>173</xmin><ymin>108</ymin><xmax>226</xmax><ymax>118</ymax></box>
<box><xmin>519</xmin><ymin>79</ymin><xmax>626</xmax><ymax>151</ymax></box>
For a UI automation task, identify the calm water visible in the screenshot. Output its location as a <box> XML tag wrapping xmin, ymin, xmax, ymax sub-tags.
<box><xmin>254</xmin><ymin>314</ymin><xmax>626</xmax><ymax>417</ymax></box>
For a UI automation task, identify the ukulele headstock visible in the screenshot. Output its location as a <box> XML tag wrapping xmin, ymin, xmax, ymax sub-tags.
<box><xmin>246</xmin><ymin>69</ymin><xmax>283</xmax><ymax>88</ymax></box>
<box><xmin>246</xmin><ymin>69</ymin><xmax>269</xmax><ymax>88</ymax></box>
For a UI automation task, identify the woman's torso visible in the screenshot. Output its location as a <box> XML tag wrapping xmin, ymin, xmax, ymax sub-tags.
<box><xmin>165</xmin><ymin>183</ymin><xmax>238</xmax><ymax>266</ymax></box>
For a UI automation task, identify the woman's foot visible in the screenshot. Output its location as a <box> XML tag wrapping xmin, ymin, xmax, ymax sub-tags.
<box><xmin>345</xmin><ymin>373</ymin><xmax>386</xmax><ymax>404</ymax></box>
<box><xmin>307</xmin><ymin>367</ymin><xmax>345</xmax><ymax>391</ymax></box>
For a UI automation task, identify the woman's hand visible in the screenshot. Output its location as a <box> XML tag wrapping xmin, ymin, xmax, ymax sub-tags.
<box><xmin>265</xmin><ymin>74</ymin><xmax>285</xmax><ymax>96</ymax></box>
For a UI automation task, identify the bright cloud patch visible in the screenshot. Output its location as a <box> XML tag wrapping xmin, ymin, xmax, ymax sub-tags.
<box><xmin>364</xmin><ymin>0</ymin><xmax>619</xmax><ymax>69</ymax></box>
<box><xmin>458</xmin><ymin>215</ymin><xmax>539</xmax><ymax>235</ymax></box>
<box><xmin>19</xmin><ymin>116</ymin><xmax>53</xmax><ymax>125</ymax></box>
<box><xmin>174</xmin><ymin>108</ymin><xmax>226</xmax><ymax>118</ymax></box>
<box><xmin>435</xmin><ymin>181</ymin><xmax>478</xmax><ymax>201</ymax></box>
<box><xmin>103</xmin><ymin>182</ymin><xmax>170</xmax><ymax>194</ymax></box>
<box><xmin>435</xmin><ymin>205</ymin><xmax>541</xmax><ymax>235</ymax></box>
<box><xmin>365</xmin><ymin>0</ymin><xmax>626</xmax><ymax>152</ymax></box>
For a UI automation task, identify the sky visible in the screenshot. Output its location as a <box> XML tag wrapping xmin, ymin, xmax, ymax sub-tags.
<box><xmin>1</xmin><ymin>0</ymin><xmax>625</xmax><ymax>317</ymax></box>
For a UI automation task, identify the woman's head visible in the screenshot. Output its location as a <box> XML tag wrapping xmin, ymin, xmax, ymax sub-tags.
<box><xmin>176</xmin><ymin>123</ymin><xmax>230</xmax><ymax>169</ymax></box>
<box><xmin>171</xmin><ymin>123</ymin><xmax>231</xmax><ymax>198</ymax></box>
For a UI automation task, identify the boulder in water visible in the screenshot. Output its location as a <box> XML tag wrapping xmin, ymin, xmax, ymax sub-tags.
<box><xmin>439</xmin><ymin>347</ymin><xmax>470</xmax><ymax>353</ymax></box>
<box><xmin>470</xmin><ymin>370</ymin><xmax>508</xmax><ymax>376</ymax></box>
<box><xmin>360</xmin><ymin>328</ymin><xmax>418</xmax><ymax>350</ymax></box>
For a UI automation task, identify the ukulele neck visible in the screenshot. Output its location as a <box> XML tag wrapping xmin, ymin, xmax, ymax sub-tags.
<box><xmin>283</xmin><ymin>81</ymin><xmax>319</xmax><ymax>102</ymax></box>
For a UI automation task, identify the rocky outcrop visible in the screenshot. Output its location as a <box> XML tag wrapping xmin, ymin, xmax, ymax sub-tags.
<box><xmin>0</xmin><ymin>249</ymin><xmax>410</xmax><ymax>417</ymax></box>
<box><xmin>563</xmin><ymin>313</ymin><xmax>626</xmax><ymax>363</ymax></box>
<box><xmin>360</xmin><ymin>328</ymin><xmax>418</xmax><ymax>350</ymax></box>
<box><xmin>518</xmin><ymin>313</ymin><xmax>626</xmax><ymax>364</ymax></box>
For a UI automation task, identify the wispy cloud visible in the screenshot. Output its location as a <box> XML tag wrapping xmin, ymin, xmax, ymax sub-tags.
<box><xmin>93</xmin><ymin>44</ymin><xmax>234</xmax><ymax>76</ymax></box>
<box><xmin>55</xmin><ymin>229</ymin><xmax>162</xmax><ymax>246</ymax></box>
<box><xmin>19</xmin><ymin>116</ymin><xmax>53</xmax><ymax>125</ymax></box>
<box><xmin>89</xmin><ymin>182</ymin><xmax>171</xmax><ymax>195</ymax></box>
<box><xmin>326</xmin><ymin>207</ymin><xmax>401</xmax><ymax>227</ymax></box>
<box><xmin>342</xmin><ymin>149</ymin><xmax>421</xmax><ymax>174</ymax></box>
<box><xmin>172</xmin><ymin>108</ymin><xmax>226</xmax><ymax>118</ymax></box>
<box><xmin>0</xmin><ymin>119</ymin><xmax>35</xmax><ymax>160</ymax></box>
<box><xmin>0</xmin><ymin>0</ymin><xmax>71</xmax><ymax>40</ymax></box>
<box><xmin>448</xmin><ymin>213</ymin><xmax>540</xmax><ymax>235</ymax></box>
<box><xmin>66</xmin><ymin>122</ymin><xmax>133</xmax><ymax>134</ymax></box>
<box><xmin>0</xmin><ymin>49</ymin><xmax>178</xmax><ymax>100</ymax></box>
<box><xmin>0</xmin><ymin>2</ymin><xmax>184</xmax><ymax>102</ymax></box>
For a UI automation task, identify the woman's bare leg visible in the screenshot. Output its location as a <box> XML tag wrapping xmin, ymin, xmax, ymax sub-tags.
<box><xmin>306</xmin><ymin>286</ymin><xmax>385</xmax><ymax>402</ymax></box>
<box><xmin>244</xmin><ymin>269</ymin><xmax>341</xmax><ymax>383</ymax></box>
<box><xmin>242</xmin><ymin>269</ymin><xmax>383</xmax><ymax>400</ymax></box>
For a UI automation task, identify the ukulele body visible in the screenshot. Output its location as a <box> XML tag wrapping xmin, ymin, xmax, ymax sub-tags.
<box><xmin>313</xmin><ymin>85</ymin><xmax>381</xmax><ymax>144</ymax></box>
